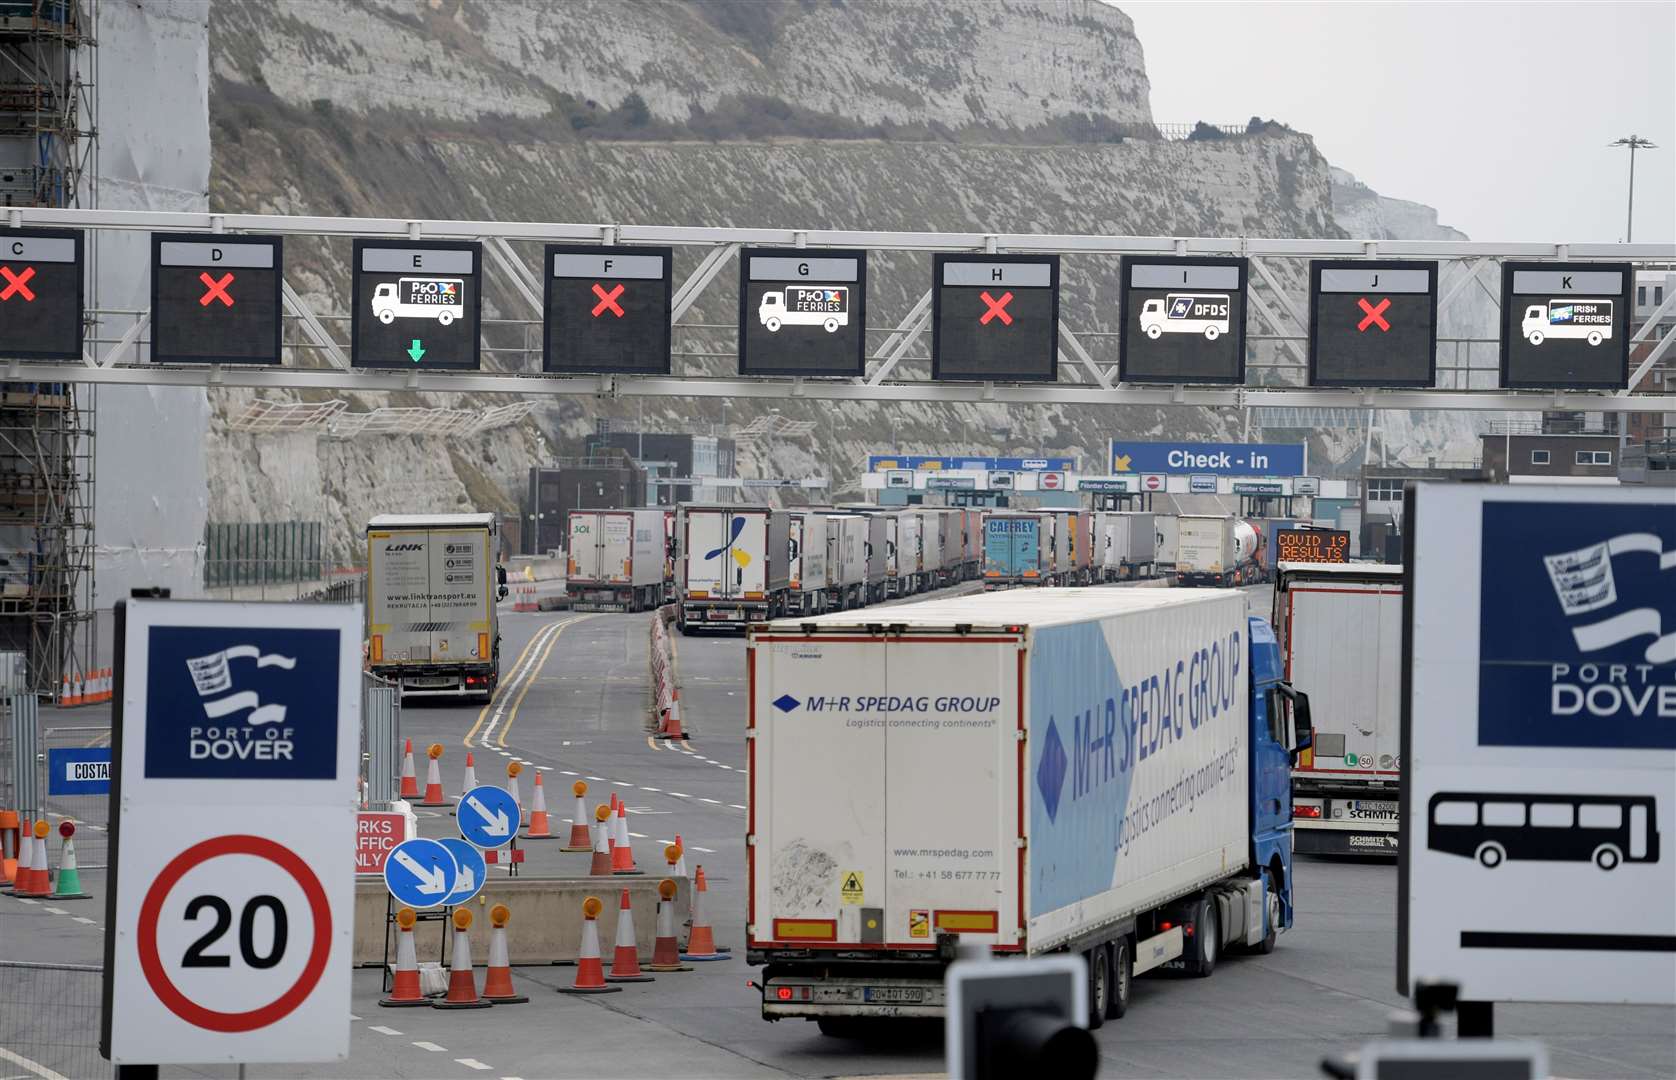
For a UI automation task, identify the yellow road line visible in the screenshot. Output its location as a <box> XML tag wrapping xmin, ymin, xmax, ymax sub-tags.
<box><xmin>497</xmin><ymin>614</ymin><xmax>592</xmax><ymax>748</ymax></box>
<box><xmin>464</xmin><ymin>617</ymin><xmax>561</xmax><ymax>747</ymax></box>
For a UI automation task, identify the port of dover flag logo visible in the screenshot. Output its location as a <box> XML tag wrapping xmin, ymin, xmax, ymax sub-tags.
<box><xmin>1478</xmin><ymin>502</ymin><xmax>1676</xmax><ymax>751</ymax></box>
<box><xmin>144</xmin><ymin>626</ymin><xmax>342</xmax><ymax>780</ymax></box>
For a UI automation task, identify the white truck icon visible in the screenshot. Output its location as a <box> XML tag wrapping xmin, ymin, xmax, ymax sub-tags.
<box><xmin>759</xmin><ymin>285</ymin><xmax>849</xmax><ymax>333</ymax></box>
<box><xmin>1140</xmin><ymin>293</ymin><xmax>1231</xmax><ymax>341</ymax></box>
<box><xmin>372</xmin><ymin>277</ymin><xmax>465</xmax><ymax>326</ymax></box>
<box><xmin>1521</xmin><ymin>300</ymin><xmax>1613</xmax><ymax>346</ymax></box>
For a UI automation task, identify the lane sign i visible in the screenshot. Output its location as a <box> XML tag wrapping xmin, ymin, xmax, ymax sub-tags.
<box><xmin>0</xmin><ymin>227</ymin><xmax>83</xmax><ymax>360</ymax></box>
<box><xmin>543</xmin><ymin>244</ymin><xmax>673</xmax><ymax>375</ymax></box>
<box><xmin>437</xmin><ymin>837</ymin><xmax>487</xmax><ymax>907</ymax></box>
<box><xmin>1119</xmin><ymin>256</ymin><xmax>1247</xmax><ymax>384</ymax></box>
<box><xmin>1308</xmin><ymin>260</ymin><xmax>1438</xmax><ymax>387</ymax></box>
<box><xmin>932</xmin><ymin>254</ymin><xmax>1060</xmax><ymax>382</ymax></box>
<box><xmin>456</xmin><ymin>783</ymin><xmax>519</xmax><ymax>849</ymax></box>
<box><xmin>384</xmin><ymin>837</ymin><xmax>458</xmax><ymax>908</ymax></box>
<box><xmin>150</xmin><ymin>233</ymin><xmax>283</xmax><ymax>364</ymax></box>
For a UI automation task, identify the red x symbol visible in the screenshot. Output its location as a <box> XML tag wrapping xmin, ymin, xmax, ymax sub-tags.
<box><xmin>591</xmin><ymin>282</ymin><xmax>625</xmax><ymax>318</ymax></box>
<box><xmin>0</xmin><ymin>265</ymin><xmax>36</xmax><ymax>302</ymax></box>
<box><xmin>979</xmin><ymin>290</ymin><xmax>1014</xmax><ymax>326</ymax></box>
<box><xmin>1356</xmin><ymin>296</ymin><xmax>1391</xmax><ymax>332</ymax></box>
<box><xmin>199</xmin><ymin>271</ymin><xmax>235</xmax><ymax>307</ymax></box>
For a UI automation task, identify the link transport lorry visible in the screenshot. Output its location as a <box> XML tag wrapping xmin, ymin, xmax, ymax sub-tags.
<box><xmin>746</xmin><ymin>588</ymin><xmax>1312</xmax><ymax>1032</ymax></box>
<box><xmin>366</xmin><ymin>512</ymin><xmax>500</xmax><ymax>702</ymax></box>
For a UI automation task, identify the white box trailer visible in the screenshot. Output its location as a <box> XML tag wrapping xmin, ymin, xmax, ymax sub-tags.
<box><xmin>1154</xmin><ymin>514</ymin><xmax>1180</xmax><ymax>571</ymax></box>
<box><xmin>787</xmin><ymin>511</ymin><xmax>831</xmax><ymax>616</ymax></box>
<box><xmin>566</xmin><ymin>509</ymin><xmax>667</xmax><ymax>611</ymax></box>
<box><xmin>885</xmin><ymin>511</ymin><xmax>925</xmax><ymax>597</ymax></box>
<box><xmin>1176</xmin><ymin>515</ymin><xmax>1261</xmax><ymax>587</ymax></box>
<box><xmin>824</xmin><ymin>514</ymin><xmax>868</xmax><ymax>610</ymax></box>
<box><xmin>1274</xmin><ymin>562</ymin><xmax>1404</xmax><ymax>856</ymax></box>
<box><xmin>1098</xmin><ymin>511</ymin><xmax>1158</xmax><ymax>581</ymax></box>
<box><xmin>1044</xmin><ymin>509</ymin><xmax>1095</xmax><ymax>585</ymax></box>
<box><xmin>861</xmin><ymin>513</ymin><xmax>888</xmax><ymax>604</ymax></box>
<box><xmin>676</xmin><ymin>505</ymin><xmax>791</xmax><ymax>632</ymax></box>
<box><xmin>367</xmin><ymin>513</ymin><xmax>500</xmax><ymax>702</ymax></box>
<box><xmin>747</xmin><ymin>588</ymin><xmax>1309</xmax><ymax>1031</ymax></box>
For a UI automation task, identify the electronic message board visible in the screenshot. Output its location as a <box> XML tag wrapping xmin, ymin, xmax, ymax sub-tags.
<box><xmin>1119</xmin><ymin>256</ymin><xmax>1246</xmax><ymax>384</ymax></box>
<box><xmin>150</xmin><ymin>233</ymin><xmax>282</xmax><ymax>365</ymax></box>
<box><xmin>544</xmin><ymin>244</ymin><xmax>672</xmax><ymax>375</ymax></box>
<box><xmin>932</xmin><ymin>254</ymin><xmax>1059</xmax><ymax>382</ymax></box>
<box><xmin>1275</xmin><ymin>528</ymin><xmax>1350</xmax><ymax>564</ymax></box>
<box><xmin>738</xmin><ymin>248</ymin><xmax>866</xmax><ymax>377</ymax></box>
<box><xmin>352</xmin><ymin>239</ymin><xmax>481</xmax><ymax>370</ymax></box>
<box><xmin>1308</xmin><ymin>260</ymin><xmax>1438</xmax><ymax>387</ymax></box>
<box><xmin>0</xmin><ymin>227</ymin><xmax>82</xmax><ymax>360</ymax></box>
<box><xmin>1500</xmin><ymin>262</ymin><xmax>1632</xmax><ymax>389</ymax></box>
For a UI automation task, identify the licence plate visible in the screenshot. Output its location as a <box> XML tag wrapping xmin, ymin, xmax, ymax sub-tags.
<box><xmin>1342</xmin><ymin>799</ymin><xmax>1399</xmax><ymax>821</ymax></box>
<box><xmin>708</xmin><ymin>610</ymin><xmax>742</xmax><ymax>621</ymax></box>
<box><xmin>413</xmin><ymin>677</ymin><xmax>453</xmax><ymax>687</ymax></box>
<box><xmin>863</xmin><ymin>987</ymin><xmax>924</xmax><ymax>1004</ymax></box>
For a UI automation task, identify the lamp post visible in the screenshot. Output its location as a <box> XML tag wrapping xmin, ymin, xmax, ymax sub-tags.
<box><xmin>1609</xmin><ymin>135</ymin><xmax>1658</xmax><ymax>242</ymax></box>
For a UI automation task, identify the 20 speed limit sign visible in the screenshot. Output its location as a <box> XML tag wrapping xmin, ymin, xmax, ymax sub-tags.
<box><xmin>103</xmin><ymin>600</ymin><xmax>360</xmax><ymax>1065</ymax></box>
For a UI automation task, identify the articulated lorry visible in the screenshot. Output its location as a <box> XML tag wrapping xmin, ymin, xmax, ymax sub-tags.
<box><xmin>747</xmin><ymin>588</ymin><xmax>1312</xmax><ymax>1032</ymax></box>
<box><xmin>1097</xmin><ymin>511</ymin><xmax>1157</xmax><ymax>582</ymax></box>
<box><xmin>565</xmin><ymin>509</ymin><xmax>667</xmax><ymax>611</ymax></box>
<box><xmin>366</xmin><ymin>513</ymin><xmax>501</xmax><ymax>702</ymax></box>
<box><xmin>676</xmin><ymin>505</ymin><xmax>791</xmax><ymax>632</ymax></box>
<box><xmin>1274</xmin><ymin>562</ymin><xmax>1403</xmax><ymax>855</ymax></box>
<box><xmin>982</xmin><ymin>512</ymin><xmax>1049</xmax><ymax>588</ymax></box>
<box><xmin>824</xmin><ymin>514</ymin><xmax>868</xmax><ymax>611</ymax></box>
<box><xmin>1176</xmin><ymin>515</ymin><xmax>1263</xmax><ymax>587</ymax></box>
<box><xmin>786</xmin><ymin>511</ymin><xmax>831</xmax><ymax>616</ymax></box>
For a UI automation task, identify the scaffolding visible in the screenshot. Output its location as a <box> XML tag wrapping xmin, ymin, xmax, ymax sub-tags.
<box><xmin>0</xmin><ymin>1</ymin><xmax>94</xmax><ymax>701</ymax></box>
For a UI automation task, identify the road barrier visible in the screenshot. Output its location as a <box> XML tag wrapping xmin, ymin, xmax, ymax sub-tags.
<box><xmin>0</xmin><ymin>962</ymin><xmax>110</xmax><ymax>1080</ymax></box>
<box><xmin>380</xmin><ymin>907</ymin><xmax>429</xmax><ymax>1008</ymax></box>
<box><xmin>649</xmin><ymin>606</ymin><xmax>688</xmax><ymax>739</ymax></box>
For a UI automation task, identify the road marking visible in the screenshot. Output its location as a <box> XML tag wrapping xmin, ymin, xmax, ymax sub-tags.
<box><xmin>367</xmin><ymin>1026</ymin><xmax>402</xmax><ymax>1036</ymax></box>
<box><xmin>43</xmin><ymin>906</ymin><xmax>67</xmax><ymax>915</ymax></box>
<box><xmin>72</xmin><ymin>916</ymin><xmax>96</xmax><ymax>924</ymax></box>
<box><xmin>497</xmin><ymin>615</ymin><xmax>593</xmax><ymax>747</ymax></box>
<box><xmin>729</xmin><ymin>804</ymin><xmax>747</xmax><ymax>810</ymax></box>
<box><xmin>456</xmin><ymin>1060</ymin><xmax>492</xmax><ymax>1071</ymax></box>
<box><xmin>698</xmin><ymin>798</ymin><xmax>721</xmax><ymax>804</ymax></box>
<box><xmin>464</xmin><ymin>617</ymin><xmax>561</xmax><ymax>746</ymax></box>
<box><xmin>668</xmin><ymin>792</ymin><xmax>689</xmax><ymax>798</ymax></box>
<box><xmin>640</xmin><ymin>786</ymin><xmax>662</xmax><ymax>792</ymax></box>
<box><xmin>348</xmin><ymin>1014</ymin><xmax>362</xmax><ymax>1021</ymax></box>
<box><xmin>14</xmin><ymin>898</ymin><xmax>36</xmax><ymax>905</ymax></box>
<box><xmin>413</xmin><ymin>1041</ymin><xmax>448</xmax><ymax>1052</ymax></box>
<box><xmin>0</xmin><ymin>1047</ymin><xmax>69</xmax><ymax>1080</ymax></box>
<box><xmin>561</xmin><ymin>770</ymin><xmax>579</xmax><ymax>775</ymax></box>
<box><xmin>628</xmin><ymin>831</ymin><xmax>647</xmax><ymax>839</ymax></box>
<box><xmin>586</xmin><ymin>775</ymin><xmax>607</xmax><ymax>781</ymax></box>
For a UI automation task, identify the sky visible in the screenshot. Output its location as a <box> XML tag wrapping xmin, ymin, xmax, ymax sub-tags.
<box><xmin>1123</xmin><ymin>1</ymin><xmax>1675</xmax><ymax>243</ymax></box>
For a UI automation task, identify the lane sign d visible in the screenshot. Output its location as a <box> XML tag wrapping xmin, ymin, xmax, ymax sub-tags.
<box><xmin>383</xmin><ymin>837</ymin><xmax>457</xmax><ymax>908</ymax></box>
<box><xmin>456</xmin><ymin>784</ymin><xmax>519</xmax><ymax>850</ymax></box>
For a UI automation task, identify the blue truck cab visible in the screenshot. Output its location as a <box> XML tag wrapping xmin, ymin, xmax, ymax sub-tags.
<box><xmin>1247</xmin><ymin>614</ymin><xmax>1311</xmax><ymax>931</ymax></box>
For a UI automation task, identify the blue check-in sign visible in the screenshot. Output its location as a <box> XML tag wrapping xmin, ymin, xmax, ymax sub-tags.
<box><xmin>48</xmin><ymin>747</ymin><xmax>112</xmax><ymax>795</ymax></box>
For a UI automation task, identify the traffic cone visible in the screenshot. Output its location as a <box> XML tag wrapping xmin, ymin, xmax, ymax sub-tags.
<box><xmin>557</xmin><ymin>896</ymin><xmax>621</xmax><ymax>995</ymax></box>
<box><xmin>452</xmin><ymin>752</ymin><xmax>478</xmax><ymax>815</ymax></box>
<box><xmin>49</xmin><ymin>822</ymin><xmax>89</xmax><ymax>900</ymax></box>
<box><xmin>9</xmin><ymin>819</ymin><xmax>38</xmax><ymax>896</ymax></box>
<box><xmin>525</xmin><ymin>773</ymin><xmax>553</xmax><ymax>839</ymax></box>
<box><xmin>481</xmin><ymin>904</ymin><xmax>528</xmax><ymax>1004</ymax></box>
<box><xmin>589</xmin><ymin>804</ymin><xmax>614</xmax><ymax>876</ymax></box>
<box><xmin>1</xmin><ymin>808</ymin><xmax>19</xmax><ymax>885</ymax></box>
<box><xmin>673</xmin><ymin>834</ymin><xmax>690</xmax><ymax>881</ymax></box>
<box><xmin>506</xmin><ymin>762</ymin><xmax>528</xmax><ymax>825</ymax></box>
<box><xmin>606</xmin><ymin>889</ymin><xmax>653</xmax><ymax>983</ymax></box>
<box><xmin>611</xmin><ymin>802</ymin><xmax>639</xmax><ymax>875</ymax></box>
<box><xmin>19</xmin><ymin>821</ymin><xmax>50</xmax><ymax>898</ymax></box>
<box><xmin>399</xmin><ymin>739</ymin><xmax>418</xmax><ymax>799</ymax></box>
<box><xmin>380</xmin><ymin>907</ymin><xmax>430</xmax><ymax>1007</ymax></box>
<box><xmin>682</xmin><ymin>866</ymin><xmax>727</xmax><ymax>961</ymax></box>
<box><xmin>433</xmin><ymin>909</ymin><xmax>492</xmax><ymax>1009</ymax></box>
<box><xmin>563</xmin><ymin>781</ymin><xmax>593</xmax><ymax>851</ymax></box>
<box><xmin>647</xmin><ymin>878</ymin><xmax>689</xmax><ymax>972</ymax></box>
<box><xmin>419</xmin><ymin>744</ymin><xmax>449</xmax><ymax>807</ymax></box>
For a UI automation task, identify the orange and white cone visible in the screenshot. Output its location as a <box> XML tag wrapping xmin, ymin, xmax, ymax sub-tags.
<box><xmin>589</xmin><ymin>804</ymin><xmax>614</xmax><ymax>876</ymax></box>
<box><xmin>11</xmin><ymin>819</ymin><xmax>40</xmax><ymax>896</ymax></box>
<box><xmin>23</xmin><ymin>821</ymin><xmax>51</xmax><ymax>897</ymax></box>
<box><xmin>399</xmin><ymin>739</ymin><xmax>418</xmax><ymax>799</ymax></box>
<box><xmin>524</xmin><ymin>773</ymin><xmax>553</xmax><ymax>839</ymax></box>
<box><xmin>506</xmin><ymin>762</ymin><xmax>528</xmax><ymax>826</ymax></box>
<box><xmin>379</xmin><ymin>907</ymin><xmax>429</xmax><ymax>1007</ymax></box>
<box><xmin>481</xmin><ymin>904</ymin><xmax>528</xmax><ymax>1003</ymax></box>
<box><xmin>681</xmin><ymin>866</ymin><xmax>727</xmax><ymax>962</ymax></box>
<box><xmin>452</xmin><ymin>752</ymin><xmax>478</xmax><ymax>815</ymax></box>
<box><xmin>611</xmin><ymin>803</ymin><xmax>639</xmax><ymax>875</ymax></box>
<box><xmin>557</xmin><ymin>896</ymin><xmax>621</xmax><ymax>995</ymax></box>
<box><xmin>563</xmin><ymin>781</ymin><xmax>593</xmax><ymax>851</ymax></box>
<box><xmin>672</xmin><ymin>834</ymin><xmax>690</xmax><ymax>880</ymax></box>
<box><xmin>606</xmin><ymin>889</ymin><xmax>653</xmax><ymax>982</ymax></box>
<box><xmin>647</xmin><ymin>878</ymin><xmax>689</xmax><ymax>972</ymax></box>
<box><xmin>433</xmin><ymin>909</ymin><xmax>492</xmax><ymax>1009</ymax></box>
<box><xmin>419</xmin><ymin>744</ymin><xmax>449</xmax><ymax>807</ymax></box>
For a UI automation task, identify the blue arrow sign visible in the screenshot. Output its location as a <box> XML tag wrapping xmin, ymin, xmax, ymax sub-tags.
<box><xmin>437</xmin><ymin>838</ymin><xmax>487</xmax><ymax>907</ymax></box>
<box><xmin>456</xmin><ymin>784</ymin><xmax>519</xmax><ymax>850</ymax></box>
<box><xmin>384</xmin><ymin>837</ymin><xmax>457</xmax><ymax>908</ymax></box>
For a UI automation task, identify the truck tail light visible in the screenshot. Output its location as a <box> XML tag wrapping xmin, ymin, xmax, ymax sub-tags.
<box><xmin>776</xmin><ymin>987</ymin><xmax>793</xmax><ymax>1001</ymax></box>
<box><xmin>478</xmin><ymin>633</ymin><xmax>490</xmax><ymax>658</ymax></box>
<box><xmin>370</xmin><ymin>635</ymin><xmax>383</xmax><ymax>662</ymax></box>
<box><xmin>1294</xmin><ymin>804</ymin><xmax>1322</xmax><ymax>818</ymax></box>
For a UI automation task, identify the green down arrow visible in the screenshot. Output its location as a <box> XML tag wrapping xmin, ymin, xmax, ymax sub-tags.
<box><xmin>407</xmin><ymin>339</ymin><xmax>426</xmax><ymax>362</ymax></box>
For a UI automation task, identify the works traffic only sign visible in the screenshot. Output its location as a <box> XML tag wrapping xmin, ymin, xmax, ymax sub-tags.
<box><xmin>351</xmin><ymin>240</ymin><xmax>481</xmax><ymax>369</ymax></box>
<box><xmin>738</xmin><ymin>248</ymin><xmax>867</xmax><ymax>376</ymax></box>
<box><xmin>354</xmin><ymin>811</ymin><xmax>405</xmax><ymax>876</ymax></box>
<box><xmin>1309</xmin><ymin>260</ymin><xmax>1438</xmax><ymax>387</ymax></box>
<box><xmin>1119</xmin><ymin>256</ymin><xmax>1247</xmax><ymax>384</ymax></box>
<box><xmin>150</xmin><ymin>234</ymin><xmax>283</xmax><ymax>365</ymax></box>
<box><xmin>544</xmin><ymin>244</ymin><xmax>672</xmax><ymax>374</ymax></box>
<box><xmin>1500</xmin><ymin>262</ymin><xmax>1632</xmax><ymax>389</ymax></box>
<box><xmin>103</xmin><ymin>599</ymin><xmax>361</xmax><ymax>1065</ymax></box>
<box><xmin>456</xmin><ymin>784</ymin><xmax>518</xmax><ymax>849</ymax></box>
<box><xmin>0</xmin><ymin>227</ymin><xmax>82</xmax><ymax>360</ymax></box>
<box><xmin>1399</xmin><ymin>484</ymin><xmax>1674</xmax><ymax>1007</ymax></box>
<box><xmin>932</xmin><ymin>254</ymin><xmax>1059</xmax><ymax>382</ymax></box>
<box><xmin>48</xmin><ymin>747</ymin><xmax>112</xmax><ymax>795</ymax></box>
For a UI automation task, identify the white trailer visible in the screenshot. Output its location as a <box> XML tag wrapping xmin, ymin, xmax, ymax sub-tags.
<box><xmin>566</xmin><ymin>509</ymin><xmax>667</xmax><ymax>611</ymax></box>
<box><xmin>787</xmin><ymin>511</ymin><xmax>831</xmax><ymax>616</ymax></box>
<box><xmin>1154</xmin><ymin>514</ymin><xmax>1180</xmax><ymax>572</ymax></box>
<box><xmin>1097</xmin><ymin>511</ymin><xmax>1158</xmax><ymax>581</ymax></box>
<box><xmin>885</xmin><ymin>511</ymin><xmax>925</xmax><ymax>597</ymax></box>
<box><xmin>676</xmin><ymin>505</ymin><xmax>792</xmax><ymax>632</ymax></box>
<box><xmin>747</xmin><ymin>589</ymin><xmax>1308</xmax><ymax>1032</ymax></box>
<box><xmin>366</xmin><ymin>512</ymin><xmax>500</xmax><ymax>701</ymax></box>
<box><xmin>824</xmin><ymin>514</ymin><xmax>868</xmax><ymax>610</ymax></box>
<box><xmin>1274</xmin><ymin>562</ymin><xmax>1404</xmax><ymax>856</ymax></box>
<box><xmin>861</xmin><ymin>514</ymin><xmax>889</xmax><ymax>605</ymax></box>
<box><xmin>1176</xmin><ymin>516</ymin><xmax>1261</xmax><ymax>587</ymax></box>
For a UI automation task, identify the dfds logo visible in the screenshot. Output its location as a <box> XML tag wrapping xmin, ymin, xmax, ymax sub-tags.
<box><xmin>144</xmin><ymin>625</ymin><xmax>341</xmax><ymax>779</ymax></box>
<box><xmin>1478</xmin><ymin>503</ymin><xmax>1676</xmax><ymax>750</ymax></box>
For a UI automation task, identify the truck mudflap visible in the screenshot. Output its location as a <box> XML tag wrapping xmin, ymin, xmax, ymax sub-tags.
<box><xmin>760</xmin><ymin>974</ymin><xmax>947</xmax><ymax>1020</ymax></box>
<box><xmin>1295</xmin><ymin>824</ymin><xmax>1400</xmax><ymax>856</ymax></box>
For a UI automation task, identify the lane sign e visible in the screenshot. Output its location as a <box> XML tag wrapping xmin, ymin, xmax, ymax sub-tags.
<box><xmin>383</xmin><ymin>837</ymin><xmax>458</xmax><ymax>908</ymax></box>
<box><xmin>48</xmin><ymin>747</ymin><xmax>112</xmax><ymax>795</ymax></box>
<box><xmin>351</xmin><ymin>239</ymin><xmax>482</xmax><ymax>370</ymax></box>
<box><xmin>932</xmin><ymin>254</ymin><xmax>1060</xmax><ymax>382</ymax></box>
<box><xmin>456</xmin><ymin>784</ymin><xmax>519</xmax><ymax>849</ymax></box>
<box><xmin>1309</xmin><ymin>261</ymin><xmax>1438</xmax><ymax>387</ymax></box>
<box><xmin>437</xmin><ymin>837</ymin><xmax>487</xmax><ymax>907</ymax></box>
<box><xmin>738</xmin><ymin>248</ymin><xmax>868</xmax><ymax>377</ymax></box>
<box><xmin>150</xmin><ymin>233</ymin><xmax>283</xmax><ymax>365</ymax></box>
<box><xmin>0</xmin><ymin>227</ymin><xmax>83</xmax><ymax>360</ymax></box>
<box><xmin>544</xmin><ymin>244</ymin><xmax>673</xmax><ymax>375</ymax></box>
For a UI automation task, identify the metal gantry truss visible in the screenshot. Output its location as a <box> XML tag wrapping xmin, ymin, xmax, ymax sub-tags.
<box><xmin>9</xmin><ymin>206</ymin><xmax>1676</xmax><ymax>414</ymax></box>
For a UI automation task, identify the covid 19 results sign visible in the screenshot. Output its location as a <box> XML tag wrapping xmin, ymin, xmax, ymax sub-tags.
<box><xmin>1399</xmin><ymin>484</ymin><xmax>1675</xmax><ymax>1008</ymax></box>
<box><xmin>102</xmin><ymin>599</ymin><xmax>361</xmax><ymax>1065</ymax></box>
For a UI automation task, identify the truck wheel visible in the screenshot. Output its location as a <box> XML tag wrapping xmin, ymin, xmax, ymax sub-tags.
<box><xmin>1256</xmin><ymin>890</ymin><xmax>1279</xmax><ymax>955</ymax></box>
<box><xmin>1191</xmin><ymin>895</ymin><xmax>1219</xmax><ymax>977</ymax></box>
<box><xmin>823</xmin><ymin>317</ymin><xmax>839</xmax><ymax>333</ymax></box>
<box><xmin>1145</xmin><ymin>324</ymin><xmax>1162</xmax><ymax>340</ymax></box>
<box><xmin>1108</xmin><ymin>940</ymin><xmax>1132</xmax><ymax>1019</ymax></box>
<box><xmin>1087</xmin><ymin>946</ymin><xmax>1109</xmax><ymax>1029</ymax></box>
<box><xmin>378</xmin><ymin>310</ymin><xmax>395</xmax><ymax>325</ymax></box>
<box><xmin>765</xmin><ymin>316</ymin><xmax>782</xmax><ymax>332</ymax></box>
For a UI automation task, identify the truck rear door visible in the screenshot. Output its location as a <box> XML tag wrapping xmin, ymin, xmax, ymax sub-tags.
<box><xmin>749</xmin><ymin>629</ymin><xmax>1023</xmax><ymax>952</ymax></box>
<box><xmin>1285</xmin><ymin>576</ymin><xmax>1403</xmax><ymax>779</ymax></box>
<box><xmin>569</xmin><ymin>514</ymin><xmax>599</xmax><ymax>583</ymax></box>
<box><xmin>600</xmin><ymin>512</ymin><xmax>634</xmax><ymax>584</ymax></box>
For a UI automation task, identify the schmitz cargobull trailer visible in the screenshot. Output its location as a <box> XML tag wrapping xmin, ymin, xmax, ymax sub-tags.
<box><xmin>746</xmin><ymin>588</ymin><xmax>1312</xmax><ymax>1033</ymax></box>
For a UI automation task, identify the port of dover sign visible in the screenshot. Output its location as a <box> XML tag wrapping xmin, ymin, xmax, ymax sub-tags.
<box><xmin>1399</xmin><ymin>484</ymin><xmax>1674</xmax><ymax>1007</ymax></box>
<box><xmin>102</xmin><ymin>598</ymin><xmax>361</xmax><ymax>1065</ymax></box>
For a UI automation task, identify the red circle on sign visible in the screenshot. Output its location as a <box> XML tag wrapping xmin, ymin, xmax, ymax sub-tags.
<box><xmin>1042</xmin><ymin>473</ymin><xmax>1060</xmax><ymax>489</ymax></box>
<box><xmin>137</xmin><ymin>834</ymin><xmax>332</xmax><ymax>1033</ymax></box>
<box><xmin>1144</xmin><ymin>476</ymin><xmax>1162</xmax><ymax>490</ymax></box>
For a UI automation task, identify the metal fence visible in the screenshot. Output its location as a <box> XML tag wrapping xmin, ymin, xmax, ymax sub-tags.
<box><xmin>38</xmin><ymin>722</ymin><xmax>110</xmax><ymax>869</ymax></box>
<box><xmin>0</xmin><ymin>962</ymin><xmax>111</xmax><ymax>1080</ymax></box>
<box><xmin>203</xmin><ymin>520</ymin><xmax>325</xmax><ymax>588</ymax></box>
